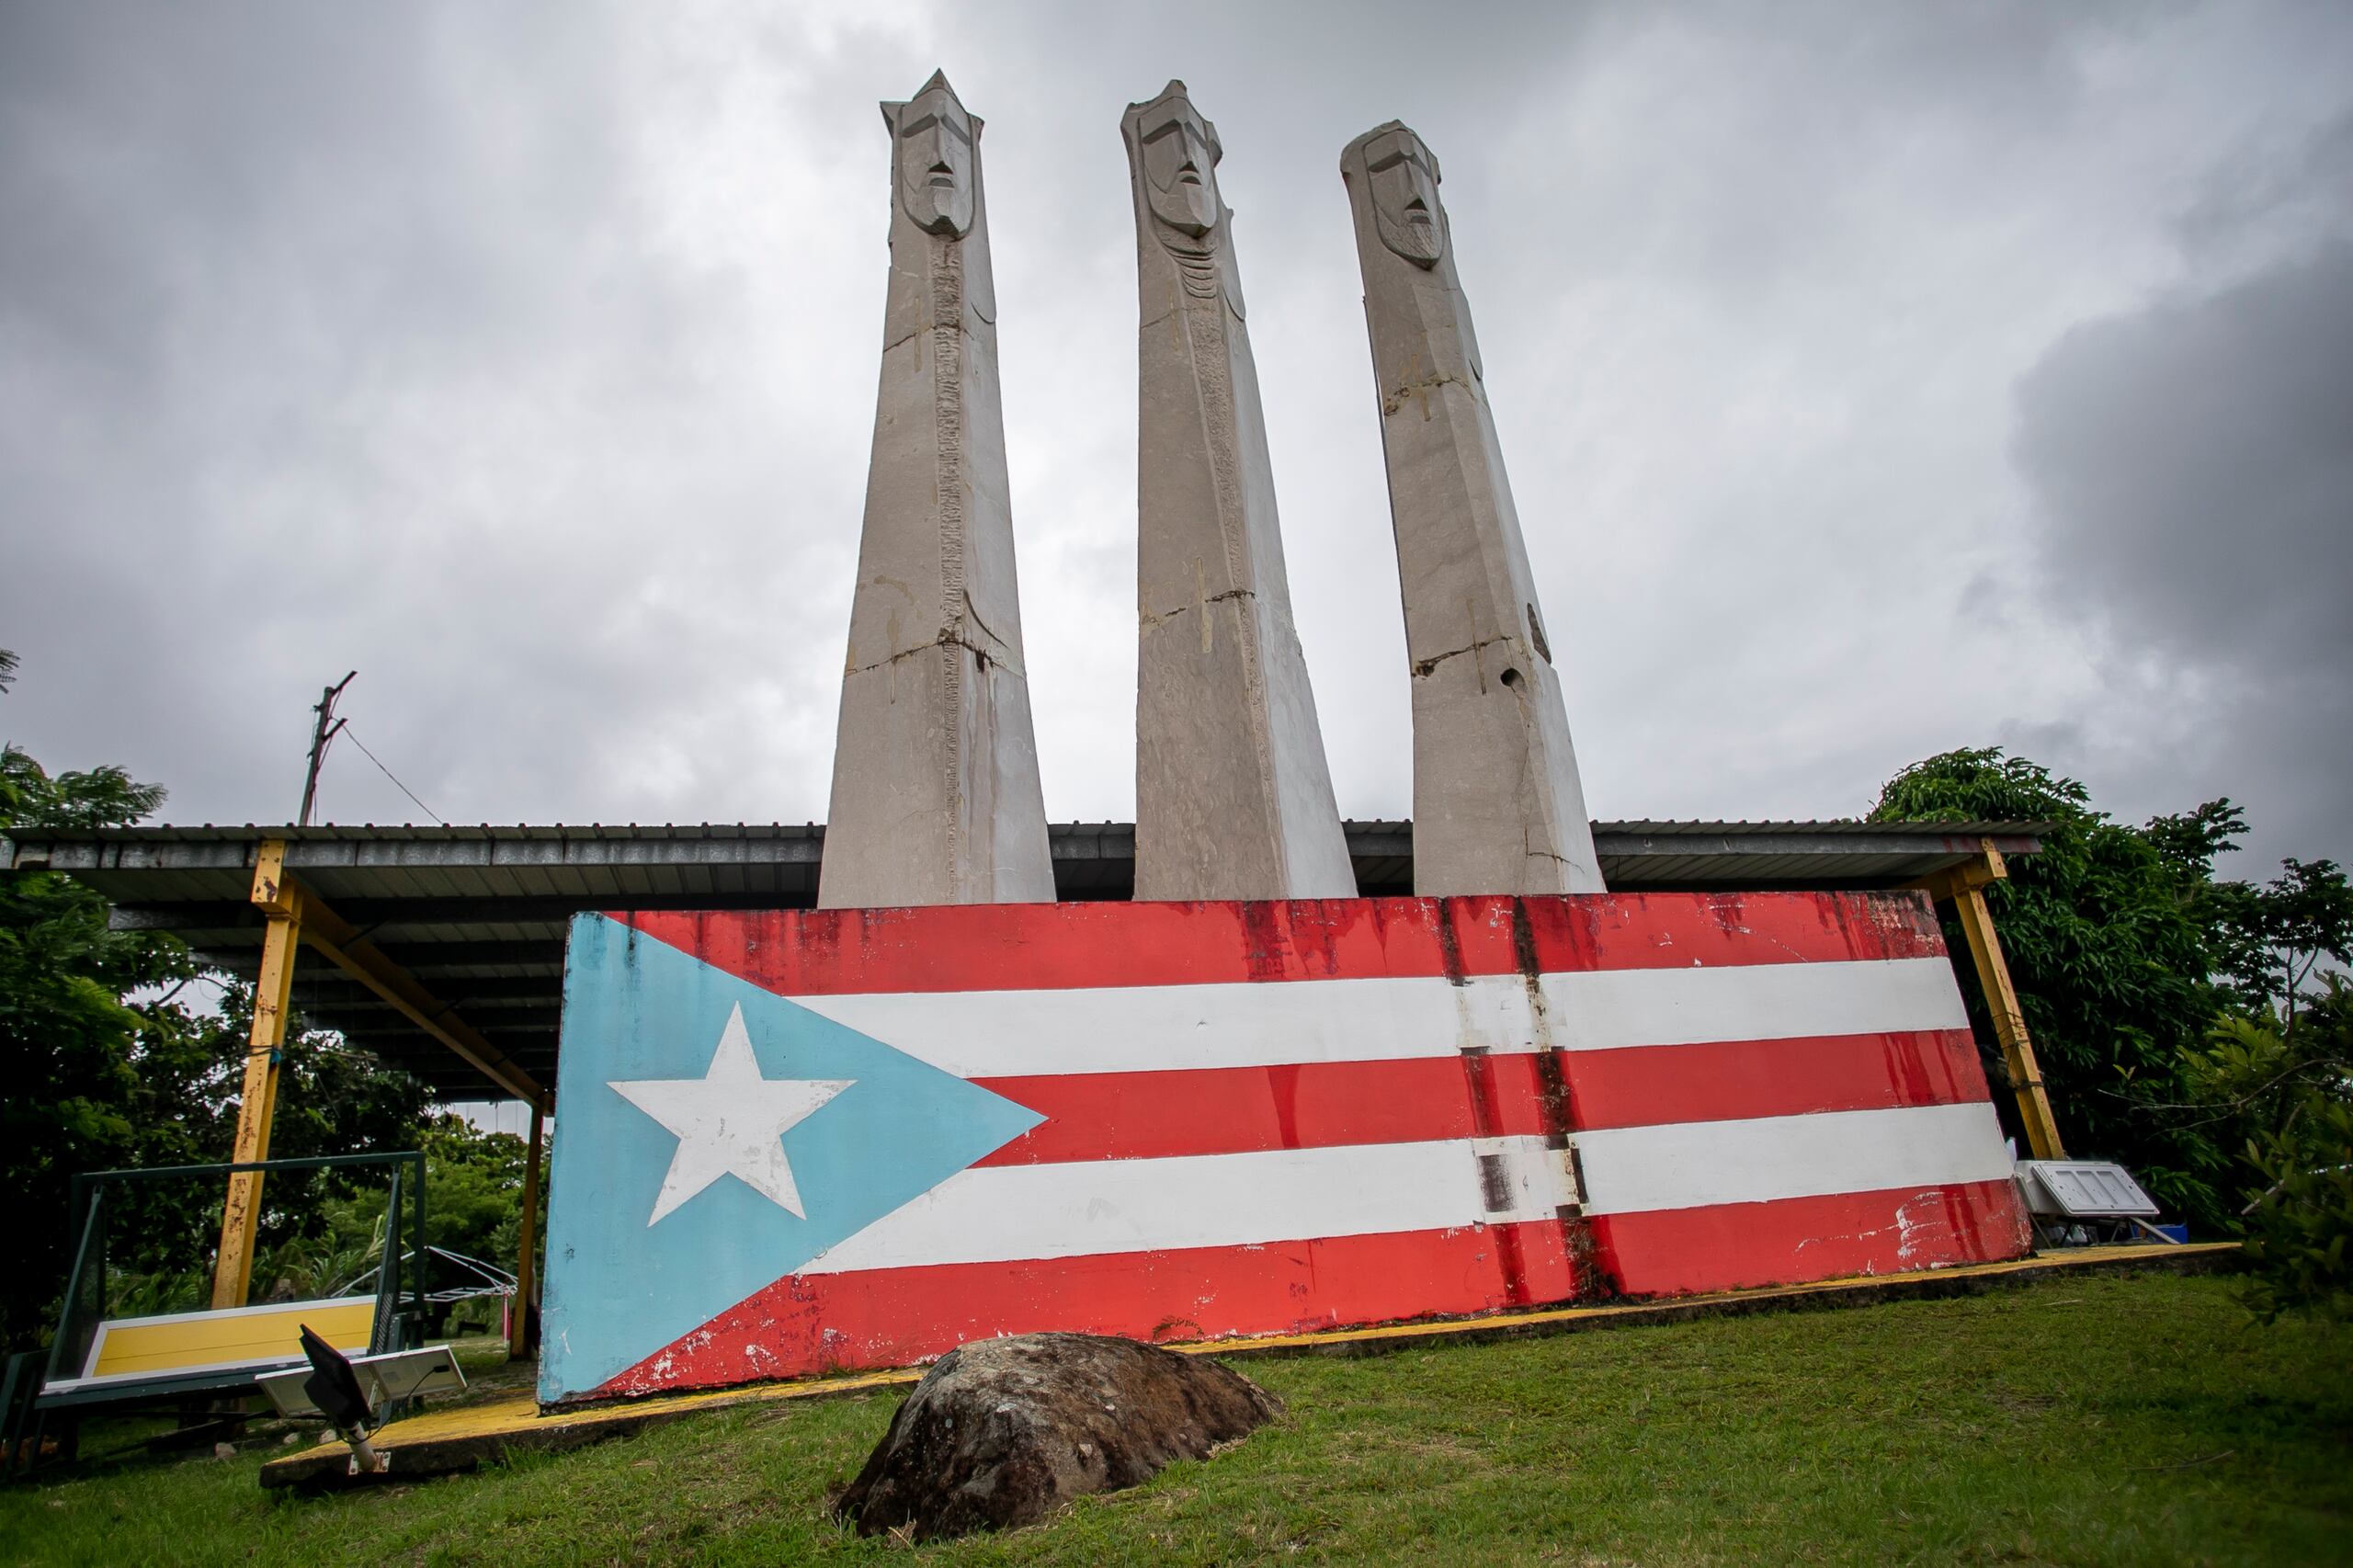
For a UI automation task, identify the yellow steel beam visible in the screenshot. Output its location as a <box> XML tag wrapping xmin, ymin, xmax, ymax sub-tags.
<box><xmin>1951</xmin><ymin>880</ymin><xmax>2067</xmax><ymax>1159</ymax></box>
<box><xmin>287</xmin><ymin>876</ymin><xmax>550</xmax><ymax>1112</ymax></box>
<box><xmin>1909</xmin><ymin>839</ymin><xmax>2067</xmax><ymax>1161</ymax></box>
<box><xmin>213</xmin><ymin>841</ymin><xmax>301</xmax><ymax>1310</ymax></box>
<box><xmin>509</xmin><ymin>1105</ymin><xmax>544</xmax><ymax>1362</ymax></box>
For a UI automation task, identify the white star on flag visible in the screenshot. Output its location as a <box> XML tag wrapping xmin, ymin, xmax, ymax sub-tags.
<box><xmin>608</xmin><ymin>1003</ymin><xmax>854</xmax><ymax>1225</ymax></box>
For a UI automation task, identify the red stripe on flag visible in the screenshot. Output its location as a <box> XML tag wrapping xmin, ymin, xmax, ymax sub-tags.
<box><xmin>1587</xmin><ymin>1179</ymin><xmax>2033</xmax><ymax>1298</ymax></box>
<box><xmin>966</xmin><ymin>1030</ymin><xmax>1990</xmax><ymax>1165</ymax></box>
<box><xmin>970</xmin><ymin>1058</ymin><xmax>1520</xmax><ymax>1165</ymax></box>
<box><xmin>1562</xmin><ymin>1029</ymin><xmax>1994</xmax><ymax>1131</ymax></box>
<box><xmin>608</xmin><ymin>890</ymin><xmax>1949</xmax><ymax>998</ymax></box>
<box><xmin>592</xmin><ymin>1221</ymin><xmax>1581</xmax><ymax>1398</ymax></box>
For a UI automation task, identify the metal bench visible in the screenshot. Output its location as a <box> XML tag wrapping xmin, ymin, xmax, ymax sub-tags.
<box><xmin>4</xmin><ymin>1152</ymin><xmax>429</xmax><ymax>1475</ymax></box>
<box><xmin>40</xmin><ymin>1298</ymin><xmax>379</xmax><ymax>1404</ymax></box>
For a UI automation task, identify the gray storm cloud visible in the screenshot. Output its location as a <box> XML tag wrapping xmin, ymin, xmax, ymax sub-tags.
<box><xmin>3</xmin><ymin>0</ymin><xmax>2348</xmax><ymax>878</ymax></box>
<box><xmin>2011</xmin><ymin>106</ymin><xmax>2353</xmax><ymax>870</ymax></box>
<box><xmin>2018</xmin><ymin>244</ymin><xmax>2353</xmax><ymax>674</ymax></box>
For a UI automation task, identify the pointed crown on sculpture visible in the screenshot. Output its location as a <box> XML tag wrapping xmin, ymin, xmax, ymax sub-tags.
<box><xmin>1348</xmin><ymin>120</ymin><xmax>1447</xmax><ymax>269</ymax></box>
<box><xmin>1124</xmin><ymin>80</ymin><xmax>1226</xmax><ymax>244</ymax></box>
<box><xmin>883</xmin><ymin>69</ymin><xmax>982</xmax><ymax>238</ymax></box>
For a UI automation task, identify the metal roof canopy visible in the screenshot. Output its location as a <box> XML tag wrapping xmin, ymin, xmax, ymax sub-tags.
<box><xmin>7</xmin><ymin>818</ymin><xmax>2046</xmax><ymax>1102</ymax></box>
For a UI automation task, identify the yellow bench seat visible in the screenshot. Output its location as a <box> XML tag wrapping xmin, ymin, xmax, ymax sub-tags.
<box><xmin>47</xmin><ymin>1298</ymin><xmax>376</xmax><ymax>1394</ymax></box>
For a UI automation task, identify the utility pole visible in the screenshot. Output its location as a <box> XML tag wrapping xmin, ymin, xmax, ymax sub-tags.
<box><xmin>298</xmin><ymin>672</ymin><xmax>357</xmax><ymax>827</ymax></box>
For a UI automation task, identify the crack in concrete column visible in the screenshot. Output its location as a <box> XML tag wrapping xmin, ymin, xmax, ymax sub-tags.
<box><xmin>1124</xmin><ymin>81</ymin><xmax>1357</xmax><ymax>903</ymax></box>
<box><xmin>1343</xmin><ymin>119</ymin><xmax>1606</xmax><ymax>897</ymax></box>
<box><xmin>818</xmin><ymin>72</ymin><xmax>1054</xmax><ymax>910</ymax></box>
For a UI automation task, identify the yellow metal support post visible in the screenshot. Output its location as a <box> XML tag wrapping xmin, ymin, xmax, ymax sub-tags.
<box><xmin>509</xmin><ymin>1105</ymin><xmax>544</xmax><ymax>1361</ymax></box>
<box><xmin>1912</xmin><ymin>839</ymin><xmax>2067</xmax><ymax>1162</ymax></box>
<box><xmin>213</xmin><ymin>841</ymin><xmax>302</xmax><ymax>1309</ymax></box>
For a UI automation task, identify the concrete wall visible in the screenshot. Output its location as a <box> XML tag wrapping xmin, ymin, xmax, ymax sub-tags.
<box><xmin>540</xmin><ymin>891</ymin><xmax>2030</xmax><ymax>1403</ymax></box>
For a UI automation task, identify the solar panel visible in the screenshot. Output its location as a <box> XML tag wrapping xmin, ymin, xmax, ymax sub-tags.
<box><xmin>2017</xmin><ymin>1160</ymin><xmax>2160</xmax><ymax>1219</ymax></box>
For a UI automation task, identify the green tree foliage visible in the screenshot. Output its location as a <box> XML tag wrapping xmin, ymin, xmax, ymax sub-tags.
<box><xmin>1872</xmin><ymin>747</ymin><xmax>2353</xmax><ymax>1278</ymax></box>
<box><xmin>2244</xmin><ymin>1094</ymin><xmax>2353</xmax><ymax>1322</ymax></box>
<box><xmin>418</xmin><ymin>1112</ymin><xmax>539</xmax><ymax>1267</ymax></box>
<box><xmin>229</xmin><ymin>985</ymin><xmax>430</xmax><ymax>1265</ymax></box>
<box><xmin>1</xmin><ymin>726</ymin><xmax>198</xmax><ymax>1346</ymax></box>
<box><xmin>76</xmin><ymin>985</ymin><xmax>431</xmax><ymax>1316</ymax></box>
<box><xmin>2192</xmin><ymin>981</ymin><xmax>2353</xmax><ymax>1323</ymax></box>
<box><xmin>417</xmin><ymin>1112</ymin><xmax>547</xmax><ymax>1333</ymax></box>
<box><xmin>184</xmin><ymin>1112</ymin><xmax>541</xmax><ymax>1332</ymax></box>
<box><xmin>2222</xmin><ymin>859</ymin><xmax>2353</xmax><ymax>1020</ymax></box>
<box><xmin>3</xmin><ymin>652</ymin><xmax>431</xmax><ymax>1345</ymax></box>
<box><xmin>2162</xmin><ymin>843</ymin><xmax>2352</xmax><ymax>1322</ymax></box>
<box><xmin>1870</xmin><ymin>748</ymin><xmax>2234</xmax><ymax>1225</ymax></box>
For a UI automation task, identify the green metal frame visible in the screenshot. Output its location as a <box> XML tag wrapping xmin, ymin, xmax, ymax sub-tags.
<box><xmin>37</xmin><ymin>1151</ymin><xmax>427</xmax><ymax>1409</ymax></box>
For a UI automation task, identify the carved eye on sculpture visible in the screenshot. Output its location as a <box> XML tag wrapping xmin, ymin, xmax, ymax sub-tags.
<box><xmin>1365</xmin><ymin>130</ymin><xmax>1445</xmax><ymax>269</ymax></box>
<box><xmin>896</xmin><ymin>93</ymin><xmax>977</xmax><ymax>238</ymax></box>
<box><xmin>1139</xmin><ymin>108</ymin><xmax>1222</xmax><ymax>239</ymax></box>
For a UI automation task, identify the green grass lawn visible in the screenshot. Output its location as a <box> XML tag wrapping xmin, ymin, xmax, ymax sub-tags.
<box><xmin>5</xmin><ymin>1271</ymin><xmax>2347</xmax><ymax>1565</ymax></box>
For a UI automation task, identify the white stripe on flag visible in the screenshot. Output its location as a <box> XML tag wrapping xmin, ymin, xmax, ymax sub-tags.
<box><xmin>1573</xmin><ymin>1102</ymin><xmax>2015</xmax><ymax>1216</ymax></box>
<box><xmin>797</xmin><ymin>1102</ymin><xmax>2010</xmax><ymax>1275</ymax></box>
<box><xmin>800</xmin><ymin>1136</ymin><xmax>1573</xmax><ymax>1276</ymax></box>
<box><xmin>797</xmin><ymin>958</ymin><xmax>1968</xmax><ymax>1079</ymax></box>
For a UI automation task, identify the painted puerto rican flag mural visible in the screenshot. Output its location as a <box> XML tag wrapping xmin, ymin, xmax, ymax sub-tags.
<box><xmin>538</xmin><ymin>892</ymin><xmax>2033</xmax><ymax>1404</ymax></box>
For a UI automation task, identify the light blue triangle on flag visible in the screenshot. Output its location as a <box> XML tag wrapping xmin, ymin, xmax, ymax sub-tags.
<box><xmin>539</xmin><ymin>913</ymin><xmax>1042</xmax><ymax>1403</ymax></box>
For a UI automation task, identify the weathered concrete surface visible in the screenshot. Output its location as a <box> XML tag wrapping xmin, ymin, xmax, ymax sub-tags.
<box><xmin>819</xmin><ymin>71</ymin><xmax>1054</xmax><ymax>910</ymax></box>
<box><xmin>1124</xmin><ymin>82</ymin><xmax>1357</xmax><ymax>903</ymax></box>
<box><xmin>1341</xmin><ymin>121</ymin><xmax>1605</xmax><ymax>897</ymax></box>
<box><xmin>833</xmin><ymin>1333</ymin><xmax>1282</xmax><ymax>1540</ymax></box>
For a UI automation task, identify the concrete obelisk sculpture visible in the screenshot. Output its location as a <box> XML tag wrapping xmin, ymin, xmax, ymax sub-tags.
<box><xmin>1341</xmin><ymin>123</ymin><xmax>1606</xmax><ymax>894</ymax></box>
<box><xmin>1123</xmin><ymin>82</ymin><xmax>1357</xmax><ymax>903</ymax></box>
<box><xmin>818</xmin><ymin>73</ymin><xmax>1055</xmax><ymax>909</ymax></box>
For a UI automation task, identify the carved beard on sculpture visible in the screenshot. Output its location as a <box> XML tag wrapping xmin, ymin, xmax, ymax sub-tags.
<box><xmin>1135</xmin><ymin>91</ymin><xmax>1223</xmax><ymax>243</ymax></box>
<box><xmin>888</xmin><ymin>74</ymin><xmax>977</xmax><ymax>239</ymax></box>
<box><xmin>1365</xmin><ymin>127</ymin><xmax>1446</xmax><ymax>269</ymax></box>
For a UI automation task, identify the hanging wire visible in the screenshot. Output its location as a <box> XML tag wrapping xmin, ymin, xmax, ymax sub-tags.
<box><xmin>341</xmin><ymin>724</ymin><xmax>446</xmax><ymax>824</ymax></box>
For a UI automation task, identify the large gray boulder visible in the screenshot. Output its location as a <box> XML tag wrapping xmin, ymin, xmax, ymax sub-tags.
<box><xmin>834</xmin><ymin>1333</ymin><xmax>1283</xmax><ymax>1540</ymax></box>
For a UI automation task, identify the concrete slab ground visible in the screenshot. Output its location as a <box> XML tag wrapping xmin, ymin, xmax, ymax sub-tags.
<box><xmin>260</xmin><ymin>1241</ymin><xmax>2236</xmax><ymax>1489</ymax></box>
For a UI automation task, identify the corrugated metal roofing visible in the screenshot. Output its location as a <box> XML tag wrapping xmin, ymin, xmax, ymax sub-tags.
<box><xmin>6</xmin><ymin>817</ymin><xmax>2048</xmax><ymax>842</ymax></box>
<box><xmin>6</xmin><ymin>818</ymin><xmax>2045</xmax><ymax>1101</ymax></box>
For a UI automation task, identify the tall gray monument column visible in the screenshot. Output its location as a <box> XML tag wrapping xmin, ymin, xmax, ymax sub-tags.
<box><xmin>1340</xmin><ymin>122</ymin><xmax>1606</xmax><ymax>895</ymax></box>
<box><xmin>818</xmin><ymin>72</ymin><xmax>1055</xmax><ymax>910</ymax></box>
<box><xmin>1123</xmin><ymin>82</ymin><xmax>1357</xmax><ymax>903</ymax></box>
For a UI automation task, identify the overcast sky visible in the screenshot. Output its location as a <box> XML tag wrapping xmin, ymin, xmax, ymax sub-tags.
<box><xmin>4</xmin><ymin>0</ymin><xmax>2348</xmax><ymax>878</ymax></box>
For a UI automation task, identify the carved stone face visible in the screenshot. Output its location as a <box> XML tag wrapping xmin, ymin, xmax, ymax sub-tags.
<box><xmin>894</xmin><ymin>84</ymin><xmax>976</xmax><ymax>237</ymax></box>
<box><xmin>1365</xmin><ymin>127</ymin><xmax>1444</xmax><ymax>268</ymax></box>
<box><xmin>1136</xmin><ymin>98</ymin><xmax>1222</xmax><ymax>239</ymax></box>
